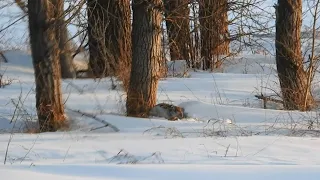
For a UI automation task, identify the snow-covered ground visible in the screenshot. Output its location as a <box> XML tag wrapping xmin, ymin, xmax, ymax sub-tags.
<box><xmin>2</xmin><ymin>164</ymin><xmax>320</xmax><ymax>180</ymax></box>
<box><xmin>1</xmin><ymin>50</ymin><xmax>320</xmax><ymax>179</ymax></box>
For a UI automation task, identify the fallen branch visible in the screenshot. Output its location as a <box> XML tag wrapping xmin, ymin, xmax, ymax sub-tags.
<box><xmin>66</xmin><ymin>108</ymin><xmax>119</xmax><ymax>132</ymax></box>
<box><xmin>255</xmin><ymin>94</ymin><xmax>283</xmax><ymax>109</ymax></box>
<box><xmin>0</xmin><ymin>51</ymin><xmax>8</xmax><ymax>63</ymax></box>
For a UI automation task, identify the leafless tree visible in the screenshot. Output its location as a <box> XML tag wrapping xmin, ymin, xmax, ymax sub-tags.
<box><xmin>126</xmin><ymin>0</ymin><xmax>162</xmax><ymax>117</ymax></box>
<box><xmin>198</xmin><ymin>0</ymin><xmax>229</xmax><ymax>70</ymax></box>
<box><xmin>15</xmin><ymin>0</ymin><xmax>76</xmax><ymax>79</ymax></box>
<box><xmin>303</xmin><ymin>0</ymin><xmax>320</xmax><ymax>108</ymax></box>
<box><xmin>87</xmin><ymin>0</ymin><xmax>111</xmax><ymax>78</ymax></box>
<box><xmin>58</xmin><ymin>3</ymin><xmax>76</xmax><ymax>79</ymax></box>
<box><xmin>164</xmin><ymin>0</ymin><xmax>191</xmax><ymax>66</ymax></box>
<box><xmin>190</xmin><ymin>1</ymin><xmax>201</xmax><ymax>68</ymax></box>
<box><xmin>28</xmin><ymin>0</ymin><xmax>67</xmax><ymax>132</ymax></box>
<box><xmin>105</xmin><ymin>0</ymin><xmax>132</xmax><ymax>90</ymax></box>
<box><xmin>275</xmin><ymin>0</ymin><xmax>314</xmax><ymax>111</ymax></box>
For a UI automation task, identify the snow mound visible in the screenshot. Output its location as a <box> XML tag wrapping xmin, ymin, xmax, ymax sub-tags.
<box><xmin>223</xmin><ymin>55</ymin><xmax>276</xmax><ymax>74</ymax></box>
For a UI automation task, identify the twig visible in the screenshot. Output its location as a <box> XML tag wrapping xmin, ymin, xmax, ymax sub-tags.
<box><xmin>3</xmin><ymin>86</ymin><xmax>24</xmax><ymax>165</ymax></box>
<box><xmin>0</xmin><ymin>15</ymin><xmax>27</xmax><ymax>34</ymax></box>
<box><xmin>20</xmin><ymin>135</ymin><xmax>40</xmax><ymax>164</ymax></box>
<box><xmin>255</xmin><ymin>93</ymin><xmax>283</xmax><ymax>109</ymax></box>
<box><xmin>0</xmin><ymin>51</ymin><xmax>8</xmax><ymax>63</ymax></box>
<box><xmin>224</xmin><ymin>144</ymin><xmax>230</xmax><ymax>157</ymax></box>
<box><xmin>63</xmin><ymin>145</ymin><xmax>71</xmax><ymax>162</ymax></box>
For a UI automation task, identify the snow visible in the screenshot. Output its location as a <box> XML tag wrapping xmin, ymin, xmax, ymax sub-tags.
<box><xmin>1</xmin><ymin>50</ymin><xmax>320</xmax><ymax>179</ymax></box>
<box><xmin>167</xmin><ymin>60</ymin><xmax>189</xmax><ymax>77</ymax></box>
<box><xmin>2</xmin><ymin>165</ymin><xmax>320</xmax><ymax>180</ymax></box>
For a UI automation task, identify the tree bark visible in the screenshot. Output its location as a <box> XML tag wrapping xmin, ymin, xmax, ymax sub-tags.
<box><xmin>275</xmin><ymin>0</ymin><xmax>314</xmax><ymax>111</ymax></box>
<box><xmin>106</xmin><ymin>0</ymin><xmax>132</xmax><ymax>90</ymax></box>
<box><xmin>57</xmin><ymin>2</ymin><xmax>76</xmax><ymax>79</ymax></box>
<box><xmin>28</xmin><ymin>0</ymin><xmax>66</xmax><ymax>132</ymax></box>
<box><xmin>199</xmin><ymin>0</ymin><xmax>229</xmax><ymax>70</ymax></box>
<box><xmin>126</xmin><ymin>0</ymin><xmax>162</xmax><ymax>117</ymax></box>
<box><xmin>164</xmin><ymin>0</ymin><xmax>191</xmax><ymax>66</ymax></box>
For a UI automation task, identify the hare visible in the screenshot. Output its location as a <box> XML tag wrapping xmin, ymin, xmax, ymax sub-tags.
<box><xmin>149</xmin><ymin>103</ymin><xmax>185</xmax><ymax>121</ymax></box>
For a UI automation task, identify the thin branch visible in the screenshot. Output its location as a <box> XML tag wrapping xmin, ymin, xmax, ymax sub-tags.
<box><xmin>66</xmin><ymin>108</ymin><xmax>120</xmax><ymax>132</ymax></box>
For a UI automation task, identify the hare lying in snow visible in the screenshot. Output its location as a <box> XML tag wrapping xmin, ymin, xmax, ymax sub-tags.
<box><xmin>149</xmin><ymin>103</ymin><xmax>185</xmax><ymax>121</ymax></box>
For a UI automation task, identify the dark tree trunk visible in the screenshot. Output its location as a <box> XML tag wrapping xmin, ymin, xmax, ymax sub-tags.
<box><xmin>57</xmin><ymin>2</ymin><xmax>76</xmax><ymax>79</ymax></box>
<box><xmin>199</xmin><ymin>0</ymin><xmax>229</xmax><ymax>70</ymax></box>
<box><xmin>87</xmin><ymin>0</ymin><xmax>115</xmax><ymax>78</ymax></box>
<box><xmin>106</xmin><ymin>0</ymin><xmax>132</xmax><ymax>90</ymax></box>
<box><xmin>28</xmin><ymin>0</ymin><xmax>66</xmax><ymax>132</ymax></box>
<box><xmin>275</xmin><ymin>0</ymin><xmax>314</xmax><ymax>111</ymax></box>
<box><xmin>87</xmin><ymin>0</ymin><xmax>131</xmax><ymax>80</ymax></box>
<box><xmin>126</xmin><ymin>0</ymin><xmax>162</xmax><ymax>117</ymax></box>
<box><xmin>164</xmin><ymin>0</ymin><xmax>191</xmax><ymax>66</ymax></box>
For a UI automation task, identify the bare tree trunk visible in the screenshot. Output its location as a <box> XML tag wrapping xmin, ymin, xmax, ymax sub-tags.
<box><xmin>164</xmin><ymin>0</ymin><xmax>191</xmax><ymax>66</ymax></box>
<box><xmin>199</xmin><ymin>0</ymin><xmax>229</xmax><ymax>70</ymax></box>
<box><xmin>87</xmin><ymin>0</ymin><xmax>115</xmax><ymax>78</ymax></box>
<box><xmin>87</xmin><ymin>0</ymin><xmax>131</xmax><ymax>80</ymax></box>
<box><xmin>275</xmin><ymin>0</ymin><xmax>314</xmax><ymax>111</ymax></box>
<box><xmin>106</xmin><ymin>0</ymin><xmax>132</xmax><ymax>90</ymax></box>
<box><xmin>15</xmin><ymin>0</ymin><xmax>76</xmax><ymax>79</ymax></box>
<box><xmin>28</xmin><ymin>0</ymin><xmax>67</xmax><ymax>132</ymax></box>
<box><xmin>57</xmin><ymin>2</ymin><xmax>76</xmax><ymax>79</ymax></box>
<box><xmin>190</xmin><ymin>1</ymin><xmax>201</xmax><ymax>69</ymax></box>
<box><xmin>126</xmin><ymin>0</ymin><xmax>162</xmax><ymax>117</ymax></box>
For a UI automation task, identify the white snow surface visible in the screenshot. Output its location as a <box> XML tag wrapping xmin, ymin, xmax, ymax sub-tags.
<box><xmin>1</xmin><ymin>50</ymin><xmax>320</xmax><ymax>179</ymax></box>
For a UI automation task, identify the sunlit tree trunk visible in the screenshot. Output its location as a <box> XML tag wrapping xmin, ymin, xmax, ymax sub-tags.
<box><xmin>275</xmin><ymin>0</ymin><xmax>314</xmax><ymax>111</ymax></box>
<box><xmin>28</xmin><ymin>0</ymin><xmax>67</xmax><ymax>132</ymax></box>
<box><xmin>126</xmin><ymin>0</ymin><xmax>162</xmax><ymax>117</ymax></box>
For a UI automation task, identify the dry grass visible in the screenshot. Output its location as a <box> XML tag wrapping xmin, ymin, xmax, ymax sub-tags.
<box><xmin>116</xmin><ymin>60</ymin><xmax>131</xmax><ymax>92</ymax></box>
<box><xmin>0</xmin><ymin>70</ymin><xmax>13</xmax><ymax>88</ymax></box>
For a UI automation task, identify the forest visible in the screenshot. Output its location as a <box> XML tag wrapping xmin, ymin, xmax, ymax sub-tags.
<box><xmin>0</xmin><ymin>0</ymin><xmax>320</xmax><ymax>179</ymax></box>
